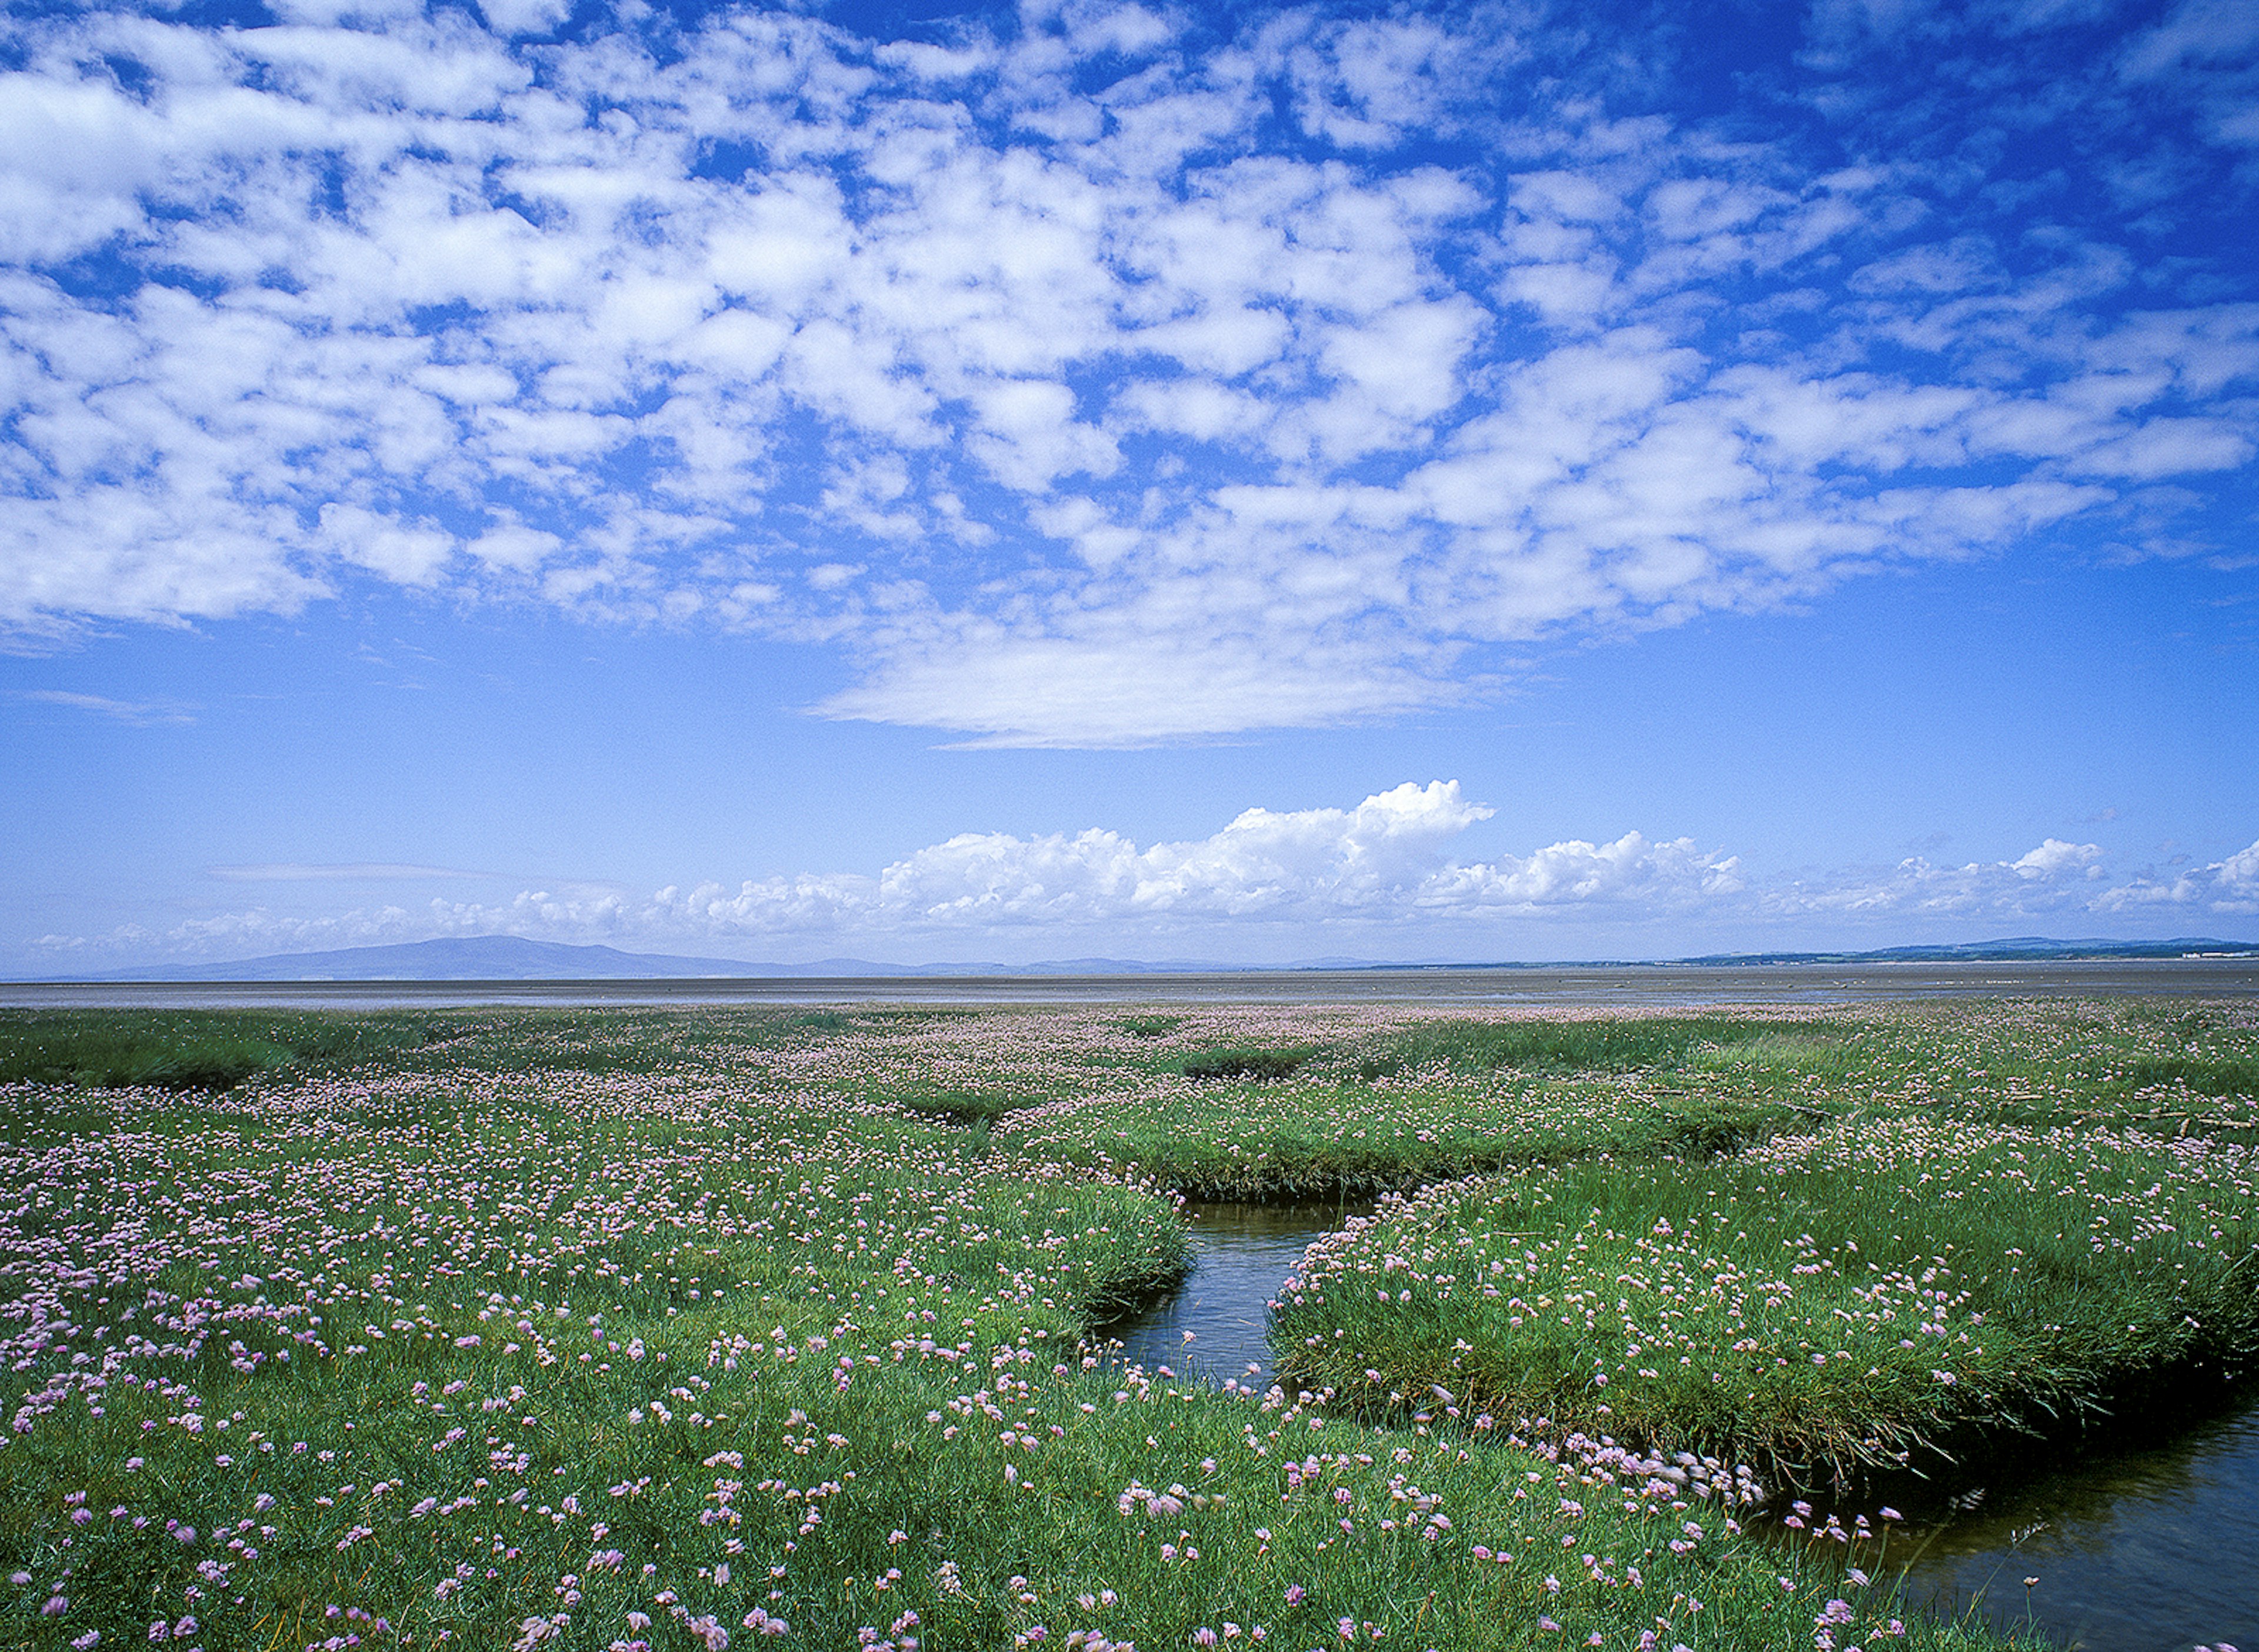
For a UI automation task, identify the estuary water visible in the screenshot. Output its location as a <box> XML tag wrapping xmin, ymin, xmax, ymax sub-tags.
<box><xmin>1883</xmin><ymin>1400</ymin><xmax>2259</xmax><ymax>1652</ymax></box>
<box><xmin>1103</xmin><ymin>1201</ymin><xmax>2259</xmax><ymax>1652</ymax></box>
<box><xmin>1094</xmin><ymin>1198</ymin><xmax>1372</xmax><ymax>1391</ymax></box>
<box><xmin>6</xmin><ymin>957</ymin><xmax>2257</xmax><ymax>1009</ymax></box>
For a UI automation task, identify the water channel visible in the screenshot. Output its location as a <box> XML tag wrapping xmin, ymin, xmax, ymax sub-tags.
<box><xmin>1095</xmin><ymin>1198</ymin><xmax>1373</xmax><ymax>1392</ymax></box>
<box><xmin>1100</xmin><ymin>1201</ymin><xmax>2259</xmax><ymax>1652</ymax></box>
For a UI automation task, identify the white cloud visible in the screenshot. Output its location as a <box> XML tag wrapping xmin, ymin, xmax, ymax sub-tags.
<box><xmin>2121</xmin><ymin>0</ymin><xmax>2259</xmax><ymax>82</ymax></box>
<box><xmin>53</xmin><ymin>781</ymin><xmax>1737</xmax><ymax>958</ymax></box>
<box><xmin>30</xmin><ymin>782</ymin><xmax>2259</xmax><ymax>965</ymax></box>
<box><xmin>0</xmin><ymin>1</ymin><xmax>2252</xmax><ymax>742</ymax></box>
<box><xmin>2095</xmin><ymin>840</ymin><xmax>2259</xmax><ymax>914</ymax></box>
<box><xmin>1761</xmin><ymin>840</ymin><xmax>2115</xmax><ymax>919</ymax></box>
<box><xmin>2011</xmin><ymin>838</ymin><xmax>2107</xmax><ymax>878</ymax></box>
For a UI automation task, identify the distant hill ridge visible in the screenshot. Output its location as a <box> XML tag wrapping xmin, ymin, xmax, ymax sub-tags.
<box><xmin>1670</xmin><ymin>937</ymin><xmax>2259</xmax><ymax>965</ymax></box>
<box><xmin>23</xmin><ymin>932</ymin><xmax>2259</xmax><ymax>982</ymax></box>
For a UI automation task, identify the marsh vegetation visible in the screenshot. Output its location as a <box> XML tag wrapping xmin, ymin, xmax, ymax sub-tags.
<box><xmin>2</xmin><ymin>999</ymin><xmax>2255</xmax><ymax>1650</ymax></box>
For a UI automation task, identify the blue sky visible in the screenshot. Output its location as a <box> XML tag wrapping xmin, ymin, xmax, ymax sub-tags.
<box><xmin>2</xmin><ymin>0</ymin><xmax>2255</xmax><ymax>971</ymax></box>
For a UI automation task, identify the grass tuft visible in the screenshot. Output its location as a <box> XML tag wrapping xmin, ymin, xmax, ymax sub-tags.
<box><xmin>1179</xmin><ymin>1045</ymin><xmax>1315</xmax><ymax>1082</ymax></box>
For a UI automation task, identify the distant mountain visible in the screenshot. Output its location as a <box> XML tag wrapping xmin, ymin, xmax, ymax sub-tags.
<box><xmin>20</xmin><ymin>932</ymin><xmax>2257</xmax><ymax>983</ymax></box>
<box><xmin>34</xmin><ymin>935</ymin><xmax>1247</xmax><ymax>982</ymax></box>
<box><xmin>54</xmin><ymin>937</ymin><xmax>788</xmax><ymax>982</ymax></box>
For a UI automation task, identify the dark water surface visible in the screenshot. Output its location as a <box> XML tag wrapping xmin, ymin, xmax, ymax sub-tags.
<box><xmin>1107</xmin><ymin>1201</ymin><xmax>2259</xmax><ymax>1652</ymax></box>
<box><xmin>6</xmin><ymin>958</ymin><xmax>2257</xmax><ymax>1008</ymax></box>
<box><xmin>1096</xmin><ymin>1198</ymin><xmax>1371</xmax><ymax>1393</ymax></box>
<box><xmin>1883</xmin><ymin>1401</ymin><xmax>2259</xmax><ymax>1651</ymax></box>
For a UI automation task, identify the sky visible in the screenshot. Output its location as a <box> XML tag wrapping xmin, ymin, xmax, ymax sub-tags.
<box><xmin>1</xmin><ymin>0</ymin><xmax>2255</xmax><ymax>972</ymax></box>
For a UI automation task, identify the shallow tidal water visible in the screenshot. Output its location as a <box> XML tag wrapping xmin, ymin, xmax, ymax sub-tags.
<box><xmin>7</xmin><ymin>958</ymin><xmax>2257</xmax><ymax>1008</ymax></box>
<box><xmin>1095</xmin><ymin>1197</ymin><xmax>1371</xmax><ymax>1393</ymax></box>
<box><xmin>1104</xmin><ymin>1201</ymin><xmax>2259</xmax><ymax>1652</ymax></box>
<box><xmin>1883</xmin><ymin>1401</ymin><xmax>2259</xmax><ymax>1651</ymax></box>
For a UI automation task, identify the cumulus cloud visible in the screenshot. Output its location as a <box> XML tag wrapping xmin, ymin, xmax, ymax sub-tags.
<box><xmin>621</xmin><ymin>780</ymin><xmax>1555</xmax><ymax>934</ymax></box>
<box><xmin>39</xmin><ymin>783</ymin><xmax>2253</xmax><ymax>965</ymax></box>
<box><xmin>1760</xmin><ymin>841</ymin><xmax>2118</xmax><ymax>920</ymax></box>
<box><xmin>2095</xmin><ymin>840</ymin><xmax>2259</xmax><ymax>914</ymax></box>
<box><xmin>0</xmin><ymin>0</ymin><xmax>2253</xmax><ymax>742</ymax></box>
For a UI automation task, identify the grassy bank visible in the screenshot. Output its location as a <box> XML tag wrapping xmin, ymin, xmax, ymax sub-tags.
<box><xmin>1</xmin><ymin>998</ymin><xmax>2254</xmax><ymax>1650</ymax></box>
<box><xmin>1271</xmin><ymin>1120</ymin><xmax>2259</xmax><ymax>1485</ymax></box>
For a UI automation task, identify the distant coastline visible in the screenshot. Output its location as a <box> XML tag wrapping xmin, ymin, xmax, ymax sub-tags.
<box><xmin>10</xmin><ymin>931</ymin><xmax>2256</xmax><ymax>986</ymax></box>
<box><xmin>6</xmin><ymin>941</ymin><xmax>2258</xmax><ymax>1012</ymax></box>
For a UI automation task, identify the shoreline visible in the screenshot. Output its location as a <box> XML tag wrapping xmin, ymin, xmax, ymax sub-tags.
<box><xmin>5</xmin><ymin>956</ymin><xmax>2259</xmax><ymax>1010</ymax></box>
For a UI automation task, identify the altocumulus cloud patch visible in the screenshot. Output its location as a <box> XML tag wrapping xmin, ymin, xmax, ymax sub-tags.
<box><xmin>1</xmin><ymin>0</ymin><xmax>2254</xmax><ymax>744</ymax></box>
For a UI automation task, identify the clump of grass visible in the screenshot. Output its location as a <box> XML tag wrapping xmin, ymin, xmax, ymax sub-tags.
<box><xmin>0</xmin><ymin>1010</ymin><xmax>439</xmax><ymax>1091</ymax></box>
<box><xmin>1120</xmin><ymin>1014</ymin><xmax>1181</xmax><ymax>1039</ymax></box>
<box><xmin>892</xmin><ymin>1084</ymin><xmax>1038</xmax><ymax>1124</ymax></box>
<box><xmin>1000</xmin><ymin>1073</ymin><xmax>1812</xmax><ymax>1198</ymax></box>
<box><xmin>1273</xmin><ymin>1118</ymin><xmax>2259</xmax><ymax>1488</ymax></box>
<box><xmin>1360</xmin><ymin>1014</ymin><xmax>1858</xmax><ymax>1080</ymax></box>
<box><xmin>1179</xmin><ymin>1045</ymin><xmax>1315</xmax><ymax>1082</ymax></box>
<box><xmin>2118</xmin><ymin>1052</ymin><xmax>2259</xmax><ymax>1098</ymax></box>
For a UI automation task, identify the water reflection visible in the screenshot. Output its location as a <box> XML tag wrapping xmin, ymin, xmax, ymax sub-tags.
<box><xmin>1884</xmin><ymin>1400</ymin><xmax>2259</xmax><ymax>1651</ymax></box>
<box><xmin>1095</xmin><ymin>1198</ymin><xmax>1368</xmax><ymax>1391</ymax></box>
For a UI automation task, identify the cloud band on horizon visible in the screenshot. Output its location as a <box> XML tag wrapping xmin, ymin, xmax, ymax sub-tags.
<box><xmin>34</xmin><ymin>782</ymin><xmax>2258</xmax><ymax>964</ymax></box>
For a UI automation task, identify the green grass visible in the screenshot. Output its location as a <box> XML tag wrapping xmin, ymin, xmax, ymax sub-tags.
<box><xmin>1178</xmin><ymin>1045</ymin><xmax>1317</xmax><ymax>1082</ymax></box>
<box><xmin>1271</xmin><ymin>1120</ymin><xmax>2259</xmax><ymax>1486</ymax></box>
<box><xmin>1353</xmin><ymin>1015</ymin><xmax>1860</xmax><ymax>1081</ymax></box>
<box><xmin>0</xmin><ymin>1009</ymin><xmax>440</xmax><ymax>1093</ymax></box>
<box><xmin>4</xmin><ymin>998</ymin><xmax>2256</xmax><ymax>1651</ymax></box>
<box><xmin>998</xmin><ymin>1073</ymin><xmax>1814</xmax><ymax>1197</ymax></box>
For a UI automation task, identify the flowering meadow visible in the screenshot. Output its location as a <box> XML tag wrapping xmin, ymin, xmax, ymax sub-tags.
<box><xmin>1272</xmin><ymin>1121</ymin><xmax>2259</xmax><ymax>1482</ymax></box>
<box><xmin>2</xmin><ymin>999</ymin><xmax>2254</xmax><ymax>1652</ymax></box>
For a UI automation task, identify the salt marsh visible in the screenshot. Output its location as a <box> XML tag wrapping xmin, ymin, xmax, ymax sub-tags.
<box><xmin>2</xmin><ymin>998</ymin><xmax>2254</xmax><ymax>1651</ymax></box>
